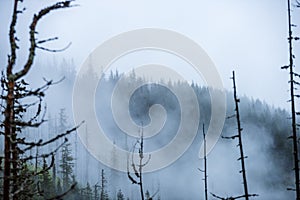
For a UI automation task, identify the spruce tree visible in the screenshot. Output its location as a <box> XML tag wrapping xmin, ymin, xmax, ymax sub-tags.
<box><xmin>100</xmin><ymin>169</ymin><xmax>109</xmax><ymax>200</ymax></box>
<box><xmin>86</xmin><ymin>182</ymin><xmax>93</xmax><ymax>200</ymax></box>
<box><xmin>59</xmin><ymin>142</ymin><xmax>75</xmax><ymax>191</ymax></box>
<box><xmin>41</xmin><ymin>158</ymin><xmax>55</xmax><ymax>198</ymax></box>
<box><xmin>117</xmin><ymin>189</ymin><xmax>125</xmax><ymax>200</ymax></box>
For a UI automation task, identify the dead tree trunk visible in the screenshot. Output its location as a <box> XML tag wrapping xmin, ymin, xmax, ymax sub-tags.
<box><xmin>3</xmin><ymin>1</ymin><xmax>19</xmax><ymax>198</ymax></box>
<box><xmin>231</xmin><ymin>71</ymin><xmax>249</xmax><ymax>200</ymax></box>
<box><xmin>285</xmin><ymin>0</ymin><xmax>300</xmax><ymax>198</ymax></box>
<box><xmin>219</xmin><ymin>71</ymin><xmax>257</xmax><ymax>200</ymax></box>
<box><xmin>202</xmin><ymin>124</ymin><xmax>208</xmax><ymax>200</ymax></box>
<box><xmin>3</xmin><ymin>76</ymin><xmax>14</xmax><ymax>200</ymax></box>
<box><xmin>127</xmin><ymin>128</ymin><xmax>147</xmax><ymax>200</ymax></box>
<box><xmin>127</xmin><ymin>127</ymin><xmax>157</xmax><ymax>200</ymax></box>
<box><xmin>198</xmin><ymin>124</ymin><xmax>208</xmax><ymax>200</ymax></box>
<box><xmin>1</xmin><ymin>1</ymin><xmax>79</xmax><ymax>199</ymax></box>
<box><xmin>203</xmin><ymin>124</ymin><xmax>208</xmax><ymax>200</ymax></box>
<box><xmin>139</xmin><ymin>130</ymin><xmax>145</xmax><ymax>200</ymax></box>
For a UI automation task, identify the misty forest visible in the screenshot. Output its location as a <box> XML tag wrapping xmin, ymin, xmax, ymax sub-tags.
<box><xmin>1</xmin><ymin>0</ymin><xmax>300</xmax><ymax>200</ymax></box>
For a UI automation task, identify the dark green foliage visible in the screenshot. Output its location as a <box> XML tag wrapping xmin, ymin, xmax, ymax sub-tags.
<box><xmin>56</xmin><ymin>179</ymin><xmax>62</xmax><ymax>195</ymax></box>
<box><xmin>41</xmin><ymin>159</ymin><xmax>56</xmax><ymax>198</ymax></box>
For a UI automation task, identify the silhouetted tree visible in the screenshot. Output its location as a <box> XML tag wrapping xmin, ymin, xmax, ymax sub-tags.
<box><xmin>282</xmin><ymin>0</ymin><xmax>300</xmax><ymax>198</ymax></box>
<box><xmin>218</xmin><ymin>71</ymin><xmax>257</xmax><ymax>200</ymax></box>
<box><xmin>198</xmin><ymin>124</ymin><xmax>208</xmax><ymax>200</ymax></box>
<box><xmin>145</xmin><ymin>190</ymin><xmax>150</xmax><ymax>199</ymax></box>
<box><xmin>100</xmin><ymin>169</ymin><xmax>109</xmax><ymax>200</ymax></box>
<box><xmin>117</xmin><ymin>189</ymin><xmax>125</xmax><ymax>200</ymax></box>
<box><xmin>83</xmin><ymin>182</ymin><xmax>93</xmax><ymax>200</ymax></box>
<box><xmin>127</xmin><ymin>127</ymin><xmax>159</xmax><ymax>200</ymax></box>
<box><xmin>127</xmin><ymin>128</ymin><xmax>149</xmax><ymax>200</ymax></box>
<box><xmin>59</xmin><ymin>142</ymin><xmax>75</xmax><ymax>191</ymax></box>
<box><xmin>93</xmin><ymin>182</ymin><xmax>100</xmax><ymax>200</ymax></box>
<box><xmin>41</xmin><ymin>158</ymin><xmax>56</xmax><ymax>198</ymax></box>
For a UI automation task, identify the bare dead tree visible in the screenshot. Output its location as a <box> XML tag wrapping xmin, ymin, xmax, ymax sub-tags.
<box><xmin>232</xmin><ymin>71</ymin><xmax>249</xmax><ymax>200</ymax></box>
<box><xmin>198</xmin><ymin>124</ymin><xmax>208</xmax><ymax>200</ymax></box>
<box><xmin>127</xmin><ymin>127</ymin><xmax>155</xmax><ymax>200</ymax></box>
<box><xmin>0</xmin><ymin>0</ymin><xmax>81</xmax><ymax>199</ymax></box>
<box><xmin>220</xmin><ymin>71</ymin><xmax>257</xmax><ymax>200</ymax></box>
<box><xmin>282</xmin><ymin>1</ymin><xmax>300</xmax><ymax>199</ymax></box>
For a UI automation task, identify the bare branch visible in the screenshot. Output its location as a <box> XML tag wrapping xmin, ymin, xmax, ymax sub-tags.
<box><xmin>198</xmin><ymin>168</ymin><xmax>204</xmax><ymax>173</ymax></box>
<box><xmin>222</xmin><ymin>135</ymin><xmax>239</xmax><ymax>140</ymax></box>
<box><xmin>37</xmin><ymin>37</ymin><xmax>58</xmax><ymax>44</ymax></box>
<box><xmin>127</xmin><ymin>172</ymin><xmax>138</xmax><ymax>185</ymax></box>
<box><xmin>211</xmin><ymin>192</ymin><xmax>258</xmax><ymax>200</ymax></box>
<box><xmin>36</xmin><ymin>42</ymin><xmax>72</xmax><ymax>52</ymax></box>
<box><xmin>7</xmin><ymin>0</ymin><xmax>19</xmax><ymax>77</ymax></box>
<box><xmin>14</xmin><ymin>1</ymin><xmax>75</xmax><ymax>80</ymax></box>
<box><xmin>21</xmin><ymin>138</ymin><xmax>68</xmax><ymax>163</ymax></box>
<box><xmin>20</xmin><ymin>121</ymin><xmax>83</xmax><ymax>152</ymax></box>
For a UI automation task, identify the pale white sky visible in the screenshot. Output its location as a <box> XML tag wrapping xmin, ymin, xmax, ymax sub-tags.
<box><xmin>1</xmin><ymin>0</ymin><xmax>300</xmax><ymax>109</ymax></box>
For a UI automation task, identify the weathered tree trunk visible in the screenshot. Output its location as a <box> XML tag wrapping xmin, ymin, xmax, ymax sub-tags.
<box><xmin>2</xmin><ymin>1</ymin><xmax>77</xmax><ymax>198</ymax></box>
<box><xmin>287</xmin><ymin>0</ymin><xmax>300</xmax><ymax>198</ymax></box>
<box><xmin>4</xmin><ymin>81</ymin><xmax>14</xmax><ymax>200</ymax></box>
<box><xmin>232</xmin><ymin>71</ymin><xmax>249</xmax><ymax>200</ymax></box>
<box><xmin>3</xmin><ymin>0</ymin><xmax>18</xmax><ymax>197</ymax></box>
<box><xmin>139</xmin><ymin>130</ymin><xmax>145</xmax><ymax>200</ymax></box>
<box><xmin>203</xmin><ymin>124</ymin><xmax>208</xmax><ymax>200</ymax></box>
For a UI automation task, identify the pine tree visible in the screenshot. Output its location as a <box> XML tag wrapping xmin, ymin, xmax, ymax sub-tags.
<box><xmin>59</xmin><ymin>142</ymin><xmax>75</xmax><ymax>191</ymax></box>
<box><xmin>41</xmin><ymin>158</ymin><xmax>55</xmax><ymax>198</ymax></box>
<box><xmin>57</xmin><ymin>179</ymin><xmax>63</xmax><ymax>195</ymax></box>
<box><xmin>52</xmin><ymin>161</ymin><xmax>57</xmax><ymax>194</ymax></box>
<box><xmin>145</xmin><ymin>190</ymin><xmax>150</xmax><ymax>199</ymax></box>
<box><xmin>85</xmin><ymin>182</ymin><xmax>93</xmax><ymax>200</ymax></box>
<box><xmin>94</xmin><ymin>183</ymin><xmax>100</xmax><ymax>200</ymax></box>
<box><xmin>117</xmin><ymin>189</ymin><xmax>125</xmax><ymax>200</ymax></box>
<box><xmin>58</xmin><ymin>108</ymin><xmax>68</xmax><ymax>133</ymax></box>
<box><xmin>100</xmin><ymin>169</ymin><xmax>109</xmax><ymax>200</ymax></box>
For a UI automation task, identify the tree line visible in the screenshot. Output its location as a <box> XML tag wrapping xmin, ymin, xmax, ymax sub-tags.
<box><xmin>1</xmin><ymin>0</ymin><xmax>300</xmax><ymax>199</ymax></box>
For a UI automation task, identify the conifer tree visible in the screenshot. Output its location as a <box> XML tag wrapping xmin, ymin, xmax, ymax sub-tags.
<box><xmin>145</xmin><ymin>190</ymin><xmax>150</xmax><ymax>199</ymax></box>
<box><xmin>100</xmin><ymin>169</ymin><xmax>109</xmax><ymax>200</ymax></box>
<box><xmin>59</xmin><ymin>142</ymin><xmax>75</xmax><ymax>191</ymax></box>
<box><xmin>117</xmin><ymin>189</ymin><xmax>125</xmax><ymax>200</ymax></box>
<box><xmin>41</xmin><ymin>158</ymin><xmax>55</xmax><ymax>198</ymax></box>
<box><xmin>85</xmin><ymin>182</ymin><xmax>93</xmax><ymax>200</ymax></box>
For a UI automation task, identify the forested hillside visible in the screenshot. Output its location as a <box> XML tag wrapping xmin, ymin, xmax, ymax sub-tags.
<box><xmin>9</xmin><ymin>59</ymin><xmax>293</xmax><ymax>199</ymax></box>
<box><xmin>1</xmin><ymin>1</ymin><xmax>299</xmax><ymax>199</ymax></box>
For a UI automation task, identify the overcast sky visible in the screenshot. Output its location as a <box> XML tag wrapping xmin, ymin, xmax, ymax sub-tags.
<box><xmin>1</xmin><ymin>0</ymin><xmax>300</xmax><ymax>110</ymax></box>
